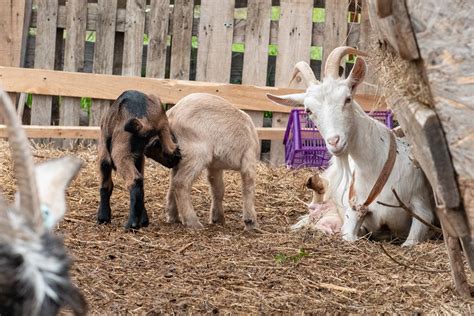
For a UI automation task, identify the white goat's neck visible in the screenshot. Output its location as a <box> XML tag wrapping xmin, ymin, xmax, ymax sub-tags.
<box><xmin>347</xmin><ymin>104</ymin><xmax>391</xmax><ymax>181</ymax></box>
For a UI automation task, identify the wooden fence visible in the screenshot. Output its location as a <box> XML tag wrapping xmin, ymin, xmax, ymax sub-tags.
<box><xmin>1</xmin><ymin>0</ymin><xmax>382</xmax><ymax>165</ymax></box>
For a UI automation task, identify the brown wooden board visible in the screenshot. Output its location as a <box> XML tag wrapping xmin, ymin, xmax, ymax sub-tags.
<box><xmin>145</xmin><ymin>0</ymin><xmax>170</xmax><ymax>78</ymax></box>
<box><xmin>196</xmin><ymin>0</ymin><xmax>235</xmax><ymax>83</ymax></box>
<box><xmin>31</xmin><ymin>0</ymin><xmax>58</xmax><ymax>125</ymax></box>
<box><xmin>0</xmin><ymin>125</ymin><xmax>286</xmax><ymax>140</ymax></box>
<box><xmin>322</xmin><ymin>0</ymin><xmax>348</xmax><ymax>77</ymax></box>
<box><xmin>242</xmin><ymin>0</ymin><xmax>272</xmax><ymax>156</ymax></box>
<box><xmin>0</xmin><ymin>0</ymin><xmax>28</xmax><ymax>67</ymax></box>
<box><xmin>122</xmin><ymin>0</ymin><xmax>146</xmax><ymax>76</ymax></box>
<box><xmin>270</xmin><ymin>0</ymin><xmax>313</xmax><ymax>166</ymax></box>
<box><xmin>0</xmin><ymin>66</ymin><xmax>384</xmax><ymax>112</ymax></box>
<box><xmin>169</xmin><ymin>0</ymin><xmax>194</xmax><ymax>80</ymax></box>
<box><xmin>60</xmin><ymin>1</ymin><xmax>87</xmax><ymax>131</ymax></box>
<box><xmin>91</xmin><ymin>0</ymin><xmax>118</xmax><ymax>126</ymax></box>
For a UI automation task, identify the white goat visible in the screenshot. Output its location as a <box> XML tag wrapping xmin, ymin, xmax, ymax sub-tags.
<box><xmin>268</xmin><ymin>47</ymin><xmax>435</xmax><ymax>246</ymax></box>
<box><xmin>145</xmin><ymin>93</ymin><xmax>259</xmax><ymax>230</ymax></box>
<box><xmin>0</xmin><ymin>90</ymin><xmax>86</xmax><ymax>315</ymax></box>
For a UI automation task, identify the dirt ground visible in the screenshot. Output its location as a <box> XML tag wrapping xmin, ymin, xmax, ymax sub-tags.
<box><xmin>0</xmin><ymin>141</ymin><xmax>472</xmax><ymax>314</ymax></box>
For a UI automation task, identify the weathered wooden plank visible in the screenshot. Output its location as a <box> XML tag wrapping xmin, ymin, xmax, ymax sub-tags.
<box><xmin>0</xmin><ymin>124</ymin><xmax>286</xmax><ymax>140</ymax></box>
<box><xmin>368</xmin><ymin>0</ymin><xmax>419</xmax><ymax>60</ymax></box>
<box><xmin>122</xmin><ymin>0</ymin><xmax>146</xmax><ymax>76</ymax></box>
<box><xmin>91</xmin><ymin>0</ymin><xmax>117</xmax><ymax>126</ymax></box>
<box><xmin>31</xmin><ymin>0</ymin><xmax>58</xmax><ymax>125</ymax></box>
<box><xmin>196</xmin><ymin>0</ymin><xmax>235</xmax><ymax>82</ymax></box>
<box><xmin>242</xmin><ymin>0</ymin><xmax>272</xmax><ymax>153</ymax></box>
<box><xmin>169</xmin><ymin>0</ymin><xmax>194</xmax><ymax>79</ymax></box>
<box><xmin>0</xmin><ymin>66</ymin><xmax>386</xmax><ymax>112</ymax></box>
<box><xmin>145</xmin><ymin>0</ymin><xmax>169</xmax><ymax>78</ymax></box>
<box><xmin>357</xmin><ymin>0</ymin><xmax>378</xmax><ymax>95</ymax></box>
<box><xmin>0</xmin><ymin>0</ymin><xmax>31</xmax><ymax>121</ymax></box>
<box><xmin>322</xmin><ymin>0</ymin><xmax>348</xmax><ymax>77</ymax></box>
<box><xmin>405</xmin><ymin>0</ymin><xmax>474</xmax><ymax>240</ymax></box>
<box><xmin>271</xmin><ymin>0</ymin><xmax>313</xmax><ymax>166</ymax></box>
<box><xmin>60</xmin><ymin>1</ymin><xmax>87</xmax><ymax>132</ymax></box>
<box><xmin>0</xmin><ymin>0</ymin><xmax>29</xmax><ymax>67</ymax></box>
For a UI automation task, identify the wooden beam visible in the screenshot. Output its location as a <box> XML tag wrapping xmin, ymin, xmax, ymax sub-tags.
<box><xmin>0</xmin><ymin>125</ymin><xmax>286</xmax><ymax>140</ymax></box>
<box><xmin>0</xmin><ymin>66</ymin><xmax>388</xmax><ymax>113</ymax></box>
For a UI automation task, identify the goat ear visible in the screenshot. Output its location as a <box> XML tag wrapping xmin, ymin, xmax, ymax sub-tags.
<box><xmin>266</xmin><ymin>93</ymin><xmax>307</xmax><ymax>107</ymax></box>
<box><xmin>124</xmin><ymin>118</ymin><xmax>143</xmax><ymax>134</ymax></box>
<box><xmin>16</xmin><ymin>157</ymin><xmax>83</xmax><ymax>230</ymax></box>
<box><xmin>346</xmin><ymin>57</ymin><xmax>367</xmax><ymax>92</ymax></box>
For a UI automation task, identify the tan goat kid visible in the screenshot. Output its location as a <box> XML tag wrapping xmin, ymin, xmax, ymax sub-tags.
<box><xmin>146</xmin><ymin>93</ymin><xmax>259</xmax><ymax>230</ymax></box>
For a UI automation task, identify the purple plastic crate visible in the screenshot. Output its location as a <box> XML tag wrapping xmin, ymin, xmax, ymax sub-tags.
<box><xmin>283</xmin><ymin>109</ymin><xmax>393</xmax><ymax>169</ymax></box>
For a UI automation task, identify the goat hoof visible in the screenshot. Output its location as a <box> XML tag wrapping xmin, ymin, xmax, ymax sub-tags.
<box><xmin>97</xmin><ymin>215</ymin><xmax>111</xmax><ymax>225</ymax></box>
<box><xmin>186</xmin><ymin>221</ymin><xmax>204</xmax><ymax>230</ymax></box>
<box><xmin>166</xmin><ymin>215</ymin><xmax>181</xmax><ymax>224</ymax></box>
<box><xmin>210</xmin><ymin>217</ymin><xmax>225</xmax><ymax>225</ymax></box>
<box><xmin>342</xmin><ymin>234</ymin><xmax>358</xmax><ymax>242</ymax></box>
<box><xmin>140</xmin><ymin>212</ymin><xmax>149</xmax><ymax>227</ymax></box>
<box><xmin>401</xmin><ymin>240</ymin><xmax>418</xmax><ymax>247</ymax></box>
<box><xmin>244</xmin><ymin>219</ymin><xmax>258</xmax><ymax>231</ymax></box>
<box><xmin>124</xmin><ymin>220</ymin><xmax>141</xmax><ymax>230</ymax></box>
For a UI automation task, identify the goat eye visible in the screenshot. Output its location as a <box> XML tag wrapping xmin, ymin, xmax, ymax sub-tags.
<box><xmin>345</xmin><ymin>97</ymin><xmax>352</xmax><ymax>104</ymax></box>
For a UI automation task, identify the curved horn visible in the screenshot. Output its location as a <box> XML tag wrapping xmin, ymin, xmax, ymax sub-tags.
<box><xmin>0</xmin><ymin>90</ymin><xmax>42</xmax><ymax>232</ymax></box>
<box><xmin>288</xmin><ymin>61</ymin><xmax>319</xmax><ymax>87</ymax></box>
<box><xmin>324</xmin><ymin>46</ymin><xmax>368</xmax><ymax>79</ymax></box>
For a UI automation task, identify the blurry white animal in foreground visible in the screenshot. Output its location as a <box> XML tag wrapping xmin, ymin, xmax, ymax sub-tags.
<box><xmin>0</xmin><ymin>90</ymin><xmax>86</xmax><ymax>315</ymax></box>
<box><xmin>291</xmin><ymin>173</ymin><xmax>342</xmax><ymax>234</ymax></box>
<box><xmin>268</xmin><ymin>46</ymin><xmax>435</xmax><ymax>246</ymax></box>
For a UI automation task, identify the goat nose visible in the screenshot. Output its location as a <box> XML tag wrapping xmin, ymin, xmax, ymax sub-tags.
<box><xmin>327</xmin><ymin>135</ymin><xmax>340</xmax><ymax>146</ymax></box>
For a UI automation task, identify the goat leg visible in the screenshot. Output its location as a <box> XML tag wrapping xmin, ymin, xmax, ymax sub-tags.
<box><xmin>97</xmin><ymin>158</ymin><xmax>113</xmax><ymax>224</ymax></box>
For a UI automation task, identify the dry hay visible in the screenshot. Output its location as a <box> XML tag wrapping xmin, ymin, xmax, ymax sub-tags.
<box><xmin>0</xmin><ymin>140</ymin><xmax>472</xmax><ymax>314</ymax></box>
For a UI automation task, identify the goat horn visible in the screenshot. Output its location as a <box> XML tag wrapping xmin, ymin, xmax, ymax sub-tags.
<box><xmin>324</xmin><ymin>46</ymin><xmax>368</xmax><ymax>79</ymax></box>
<box><xmin>289</xmin><ymin>61</ymin><xmax>319</xmax><ymax>87</ymax></box>
<box><xmin>0</xmin><ymin>89</ymin><xmax>42</xmax><ymax>232</ymax></box>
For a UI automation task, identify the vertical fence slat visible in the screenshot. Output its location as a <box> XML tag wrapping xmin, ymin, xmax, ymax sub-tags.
<box><xmin>322</xmin><ymin>0</ymin><xmax>348</xmax><ymax>77</ymax></box>
<box><xmin>122</xmin><ymin>0</ymin><xmax>146</xmax><ymax>76</ymax></box>
<box><xmin>31</xmin><ymin>0</ymin><xmax>59</xmax><ymax>125</ymax></box>
<box><xmin>270</xmin><ymin>0</ymin><xmax>313</xmax><ymax>166</ymax></box>
<box><xmin>169</xmin><ymin>0</ymin><xmax>194</xmax><ymax>80</ymax></box>
<box><xmin>196</xmin><ymin>0</ymin><xmax>235</xmax><ymax>83</ymax></box>
<box><xmin>242</xmin><ymin>0</ymin><xmax>272</xmax><ymax>158</ymax></box>
<box><xmin>60</xmin><ymin>1</ymin><xmax>87</xmax><ymax>136</ymax></box>
<box><xmin>91</xmin><ymin>0</ymin><xmax>118</xmax><ymax>126</ymax></box>
<box><xmin>146</xmin><ymin>0</ymin><xmax>170</xmax><ymax>78</ymax></box>
<box><xmin>358</xmin><ymin>0</ymin><xmax>378</xmax><ymax>96</ymax></box>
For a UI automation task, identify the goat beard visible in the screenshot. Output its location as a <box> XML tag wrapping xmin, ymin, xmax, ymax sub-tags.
<box><xmin>325</xmin><ymin>155</ymin><xmax>351</xmax><ymax>209</ymax></box>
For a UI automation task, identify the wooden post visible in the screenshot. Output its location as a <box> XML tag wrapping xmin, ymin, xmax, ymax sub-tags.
<box><xmin>91</xmin><ymin>0</ymin><xmax>118</xmax><ymax>126</ymax></box>
<box><xmin>0</xmin><ymin>0</ymin><xmax>31</xmax><ymax>114</ymax></box>
<box><xmin>61</xmin><ymin>1</ymin><xmax>87</xmax><ymax>147</ymax></box>
<box><xmin>169</xmin><ymin>0</ymin><xmax>194</xmax><ymax>80</ymax></box>
<box><xmin>270</xmin><ymin>0</ymin><xmax>313</xmax><ymax>166</ymax></box>
<box><xmin>31</xmin><ymin>0</ymin><xmax>59</xmax><ymax>126</ymax></box>
<box><xmin>322</xmin><ymin>0</ymin><xmax>348</xmax><ymax>78</ymax></box>
<box><xmin>122</xmin><ymin>0</ymin><xmax>146</xmax><ymax>77</ymax></box>
<box><xmin>196</xmin><ymin>0</ymin><xmax>235</xmax><ymax>83</ymax></box>
<box><xmin>242</xmin><ymin>0</ymin><xmax>272</xmax><ymax>159</ymax></box>
<box><xmin>145</xmin><ymin>0</ymin><xmax>170</xmax><ymax>78</ymax></box>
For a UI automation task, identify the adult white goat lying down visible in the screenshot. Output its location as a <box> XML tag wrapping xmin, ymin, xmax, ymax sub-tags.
<box><xmin>268</xmin><ymin>46</ymin><xmax>435</xmax><ymax>246</ymax></box>
<box><xmin>0</xmin><ymin>90</ymin><xmax>86</xmax><ymax>315</ymax></box>
<box><xmin>145</xmin><ymin>93</ymin><xmax>259</xmax><ymax>230</ymax></box>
